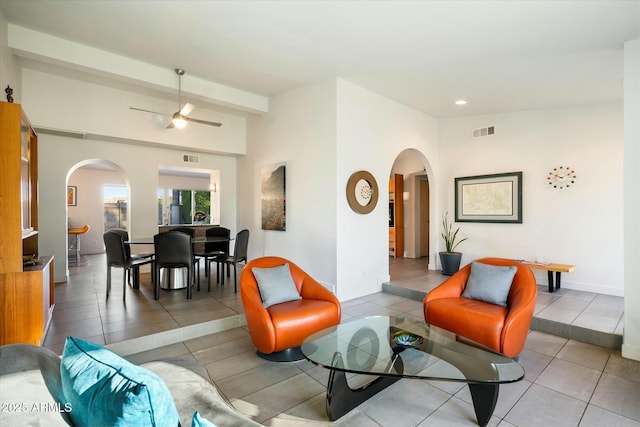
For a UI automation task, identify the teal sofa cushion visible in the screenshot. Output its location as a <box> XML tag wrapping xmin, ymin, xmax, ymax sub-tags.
<box><xmin>60</xmin><ymin>336</ymin><xmax>179</xmax><ymax>427</ymax></box>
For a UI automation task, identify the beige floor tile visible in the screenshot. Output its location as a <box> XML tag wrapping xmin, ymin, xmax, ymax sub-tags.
<box><xmin>535</xmin><ymin>358</ymin><xmax>601</xmax><ymax>402</ymax></box>
<box><xmin>205</xmin><ymin>350</ymin><xmax>270</xmax><ymax>382</ymax></box>
<box><xmin>590</xmin><ymin>373</ymin><xmax>640</xmax><ymax>421</ymax></box>
<box><xmin>216</xmin><ymin>362</ymin><xmax>305</xmax><ymax>399</ymax></box>
<box><xmin>242</xmin><ymin>373</ymin><xmax>326</xmax><ymax>423</ymax></box>
<box><xmin>556</xmin><ymin>339</ymin><xmax>612</xmax><ymax>371</ymax></box>
<box><xmin>416</xmin><ymin>396</ymin><xmax>501</xmax><ymax>427</ymax></box>
<box><xmin>504</xmin><ymin>383</ymin><xmax>587</xmax><ymax>427</ymax></box>
<box><xmin>360</xmin><ymin>379</ymin><xmax>449</xmax><ymax>427</ymax></box>
<box><xmin>605</xmin><ymin>353</ymin><xmax>640</xmax><ymax>383</ymax></box>
<box><xmin>522</xmin><ymin>330</ymin><xmax>568</xmax><ymax>357</ymax></box>
<box><xmin>579</xmin><ymin>405</ymin><xmax>640</xmax><ymax>427</ymax></box>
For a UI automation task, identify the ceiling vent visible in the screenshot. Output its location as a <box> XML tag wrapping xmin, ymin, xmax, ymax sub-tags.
<box><xmin>472</xmin><ymin>126</ymin><xmax>495</xmax><ymax>139</ymax></box>
<box><xmin>182</xmin><ymin>154</ymin><xmax>200</xmax><ymax>164</ymax></box>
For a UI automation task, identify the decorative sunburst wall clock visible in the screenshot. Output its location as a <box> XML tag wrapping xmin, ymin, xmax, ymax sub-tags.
<box><xmin>547</xmin><ymin>166</ymin><xmax>576</xmax><ymax>189</ymax></box>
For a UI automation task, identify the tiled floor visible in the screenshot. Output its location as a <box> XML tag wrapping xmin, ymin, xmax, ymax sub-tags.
<box><xmin>43</xmin><ymin>254</ymin><xmax>245</xmax><ymax>354</ymax></box>
<box><xmin>44</xmin><ymin>255</ymin><xmax>639</xmax><ymax>426</ymax></box>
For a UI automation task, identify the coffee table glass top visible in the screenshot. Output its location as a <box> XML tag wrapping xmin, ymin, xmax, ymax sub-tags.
<box><xmin>301</xmin><ymin>316</ymin><xmax>524</xmax><ymax>384</ymax></box>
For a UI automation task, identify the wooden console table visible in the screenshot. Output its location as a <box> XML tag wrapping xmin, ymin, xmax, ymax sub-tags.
<box><xmin>519</xmin><ymin>261</ymin><xmax>576</xmax><ymax>293</ymax></box>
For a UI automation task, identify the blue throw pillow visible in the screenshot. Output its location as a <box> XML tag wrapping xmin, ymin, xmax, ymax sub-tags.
<box><xmin>192</xmin><ymin>411</ymin><xmax>217</xmax><ymax>427</ymax></box>
<box><xmin>252</xmin><ymin>263</ymin><xmax>302</xmax><ymax>308</ymax></box>
<box><xmin>60</xmin><ymin>336</ymin><xmax>179</xmax><ymax>427</ymax></box>
<box><xmin>461</xmin><ymin>262</ymin><xmax>517</xmax><ymax>307</ymax></box>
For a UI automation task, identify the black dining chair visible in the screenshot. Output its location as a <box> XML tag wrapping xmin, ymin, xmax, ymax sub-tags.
<box><xmin>194</xmin><ymin>226</ymin><xmax>230</xmax><ymax>291</ymax></box>
<box><xmin>170</xmin><ymin>227</ymin><xmax>201</xmax><ymax>290</ymax></box>
<box><xmin>107</xmin><ymin>228</ymin><xmax>154</xmax><ymax>284</ymax></box>
<box><xmin>209</xmin><ymin>229</ymin><xmax>249</xmax><ymax>293</ymax></box>
<box><xmin>153</xmin><ymin>231</ymin><xmax>195</xmax><ymax>300</ymax></box>
<box><xmin>103</xmin><ymin>230</ymin><xmax>154</xmax><ymax>301</ymax></box>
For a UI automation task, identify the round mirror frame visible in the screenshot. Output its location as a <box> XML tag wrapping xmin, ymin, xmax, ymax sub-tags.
<box><xmin>346</xmin><ymin>170</ymin><xmax>379</xmax><ymax>214</ymax></box>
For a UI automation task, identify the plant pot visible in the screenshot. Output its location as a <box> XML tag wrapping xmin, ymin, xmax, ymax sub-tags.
<box><xmin>439</xmin><ymin>252</ymin><xmax>462</xmax><ymax>276</ymax></box>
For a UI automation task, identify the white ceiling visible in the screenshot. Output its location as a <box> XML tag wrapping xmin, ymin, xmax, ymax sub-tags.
<box><xmin>1</xmin><ymin>0</ymin><xmax>638</xmax><ymax>118</ymax></box>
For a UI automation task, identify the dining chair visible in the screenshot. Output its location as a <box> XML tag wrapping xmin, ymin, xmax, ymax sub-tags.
<box><xmin>193</xmin><ymin>226</ymin><xmax>230</xmax><ymax>291</ymax></box>
<box><xmin>103</xmin><ymin>230</ymin><xmax>154</xmax><ymax>301</ymax></box>
<box><xmin>169</xmin><ymin>227</ymin><xmax>201</xmax><ymax>290</ymax></box>
<box><xmin>209</xmin><ymin>229</ymin><xmax>249</xmax><ymax>293</ymax></box>
<box><xmin>107</xmin><ymin>228</ymin><xmax>154</xmax><ymax>284</ymax></box>
<box><xmin>153</xmin><ymin>231</ymin><xmax>195</xmax><ymax>300</ymax></box>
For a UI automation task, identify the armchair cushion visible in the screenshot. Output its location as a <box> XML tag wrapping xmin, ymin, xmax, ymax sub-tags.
<box><xmin>60</xmin><ymin>337</ymin><xmax>179</xmax><ymax>427</ymax></box>
<box><xmin>252</xmin><ymin>263</ymin><xmax>301</xmax><ymax>308</ymax></box>
<box><xmin>461</xmin><ymin>261</ymin><xmax>517</xmax><ymax>307</ymax></box>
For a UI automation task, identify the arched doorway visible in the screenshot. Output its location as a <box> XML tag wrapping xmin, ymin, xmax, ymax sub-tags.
<box><xmin>389</xmin><ymin>149</ymin><xmax>434</xmax><ymax>271</ymax></box>
<box><xmin>66</xmin><ymin>159</ymin><xmax>128</xmax><ymax>269</ymax></box>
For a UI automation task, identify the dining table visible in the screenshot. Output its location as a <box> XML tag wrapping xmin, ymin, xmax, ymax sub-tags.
<box><xmin>125</xmin><ymin>235</ymin><xmax>233</xmax><ymax>290</ymax></box>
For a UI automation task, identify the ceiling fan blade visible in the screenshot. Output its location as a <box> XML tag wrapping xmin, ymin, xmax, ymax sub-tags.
<box><xmin>166</xmin><ymin>121</ymin><xmax>175</xmax><ymax>129</ymax></box>
<box><xmin>129</xmin><ymin>107</ymin><xmax>171</xmax><ymax>117</ymax></box>
<box><xmin>179</xmin><ymin>102</ymin><xmax>194</xmax><ymax>117</ymax></box>
<box><xmin>184</xmin><ymin>116</ymin><xmax>223</xmax><ymax>127</ymax></box>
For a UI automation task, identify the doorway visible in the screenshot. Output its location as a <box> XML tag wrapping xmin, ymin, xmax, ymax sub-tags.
<box><xmin>66</xmin><ymin>160</ymin><xmax>128</xmax><ymax>270</ymax></box>
<box><xmin>389</xmin><ymin>149</ymin><xmax>433</xmax><ymax>277</ymax></box>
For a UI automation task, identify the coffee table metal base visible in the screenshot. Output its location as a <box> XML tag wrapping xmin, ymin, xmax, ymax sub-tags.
<box><xmin>325</xmin><ymin>352</ymin><xmax>499</xmax><ymax>426</ymax></box>
<box><xmin>326</xmin><ymin>352</ymin><xmax>401</xmax><ymax>421</ymax></box>
<box><xmin>468</xmin><ymin>383</ymin><xmax>499</xmax><ymax>427</ymax></box>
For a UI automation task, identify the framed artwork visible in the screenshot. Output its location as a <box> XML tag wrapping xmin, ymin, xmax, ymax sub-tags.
<box><xmin>261</xmin><ymin>162</ymin><xmax>286</xmax><ymax>231</ymax></box>
<box><xmin>455</xmin><ymin>172</ymin><xmax>522</xmax><ymax>223</ymax></box>
<box><xmin>67</xmin><ymin>186</ymin><xmax>77</xmax><ymax>206</ymax></box>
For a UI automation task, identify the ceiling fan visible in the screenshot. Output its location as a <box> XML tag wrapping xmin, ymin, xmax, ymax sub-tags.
<box><xmin>129</xmin><ymin>68</ymin><xmax>222</xmax><ymax>128</ymax></box>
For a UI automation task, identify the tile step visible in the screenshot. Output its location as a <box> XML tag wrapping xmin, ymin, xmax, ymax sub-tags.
<box><xmin>382</xmin><ymin>282</ymin><xmax>622</xmax><ymax>351</ymax></box>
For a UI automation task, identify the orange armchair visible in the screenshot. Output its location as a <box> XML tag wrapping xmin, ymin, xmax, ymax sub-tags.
<box><xmin>240</xmin><ymin>256</ymin><xmax>341</xmax><ymax>361</ymax></box>
<box><xmin>423</xmin><ymin>258</ymin><xmax>537</xmax><ymax>358</ymax></box>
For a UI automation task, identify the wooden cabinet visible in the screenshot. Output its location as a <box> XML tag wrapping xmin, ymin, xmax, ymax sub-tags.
<box><xmin>0</xmin><ymin>102</ymin><xmax>54</xmax><ymax>346</ymax></box>
<box><xmin>389</xmin><ymin>174</ymin><xmax>404</xmax><ymax>257</ymax></box>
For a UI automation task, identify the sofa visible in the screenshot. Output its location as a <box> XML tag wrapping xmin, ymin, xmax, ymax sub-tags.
<box><xmin>0</xmin><ymin>341</ymin><xmax>262</xmax><ymax>426</ymax></box>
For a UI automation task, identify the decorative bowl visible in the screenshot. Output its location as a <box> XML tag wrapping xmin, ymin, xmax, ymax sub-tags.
<box><xmin>392</xmin><ymin>331</ymin><xmax>424</xmax><ymax>348</ymax></box>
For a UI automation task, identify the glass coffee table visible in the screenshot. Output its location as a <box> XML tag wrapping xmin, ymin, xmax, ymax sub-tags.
<box><xmin>301</xmin><ymin>316</ymin><xmax>524</xmax><ymax>426</ymax></box>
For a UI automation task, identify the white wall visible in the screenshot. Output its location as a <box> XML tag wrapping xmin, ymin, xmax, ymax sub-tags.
<box><xmin>0</xmin><ymin>11</ymin><xmax>20</xmax><ymax>103</ymax></box>
<box><xmin>335</xmin><ymin>79</ymin><xmax>440</xmax><ymax>301</ymax></box>
<box><xmin>623</xmin><ymin>39</ymin><xmax>640</xmax><ymax>360</ymax></box>
<box><xmin>241</xmin><ymin>78</ymin><xmax>440</xmax><ymax>301</ymax></box>
<box><xmin>239</xmin><ymin>79</ymin><xmax>338</xmax><ymax>288</ymax></box>
<box><xmin>439</xmin><ymin>103</ymin><xmax>624</xmax><ymax>296</ymax></box>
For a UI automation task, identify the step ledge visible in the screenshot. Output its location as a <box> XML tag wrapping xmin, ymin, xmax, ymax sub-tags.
<box><xmin>106</xmin><ymin>314</ymin><xmax>247</xmax><ymax>356</ymax></box>
<box><xmin>382</xmin><ymin>283</ymin><xmax>622</xmax><ymax>351</ymax></box>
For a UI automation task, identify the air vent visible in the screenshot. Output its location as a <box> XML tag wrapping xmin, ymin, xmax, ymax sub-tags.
<box><xmin>472</xmin><ymin>126</ymin><xmax>495</xmax><ymax>139</ymax></box>
<box><xmin>182</xmin><ymin>154</ymin><xmax>200</xmax><ymax>164</ymax></box>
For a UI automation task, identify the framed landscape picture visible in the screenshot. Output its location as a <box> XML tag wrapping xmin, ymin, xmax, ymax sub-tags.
<box><xmin>455</xmin><ymin>172</ymin><xmax>522</xmax><ymax>223</ymax></box>
<box><xmin>261</xmin><ymin>162</ymin><xmax>286</xmax><ymax>231</ymax></box>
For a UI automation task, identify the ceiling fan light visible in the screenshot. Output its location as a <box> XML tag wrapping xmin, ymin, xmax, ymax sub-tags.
<box><xmin>172</xmin><ymin>114</ymin><xmax>187</xmax><ymax>129</ymax></box>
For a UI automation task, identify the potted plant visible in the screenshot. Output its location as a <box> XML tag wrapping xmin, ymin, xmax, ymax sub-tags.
<box><xmin>439</xmin><ymin>212</ymin><xmax>468</xmax><ymax>275</ymax></box>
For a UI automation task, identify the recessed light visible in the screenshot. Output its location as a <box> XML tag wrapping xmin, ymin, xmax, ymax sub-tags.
<box><xmin>455</xmin><ymin>100</ymin><xmax>467</xmax><ymax>105</ymax></box>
